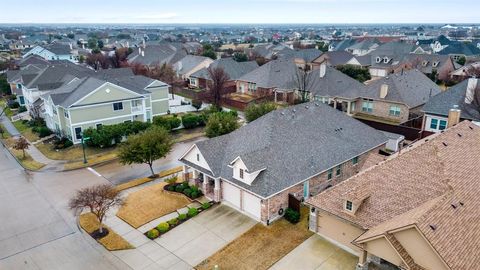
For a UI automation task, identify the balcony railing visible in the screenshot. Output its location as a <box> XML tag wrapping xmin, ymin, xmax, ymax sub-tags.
<box><xmin>131</xmin><ymin>105</ymin><xmax>143</xmax><ymax>114</ymax></box>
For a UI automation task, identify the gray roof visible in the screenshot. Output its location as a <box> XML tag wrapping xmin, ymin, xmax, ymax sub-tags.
<box><xmin>127</xmin><ymin>43</ymin><xmax>187</xmax><ymax>66</ymax></box>
<box><xmin>173</xmin><ymin>55</ymin><xmax>211</xmax><ymax>76</ymax></box>
<box><xmin>91</xmin><ymin>68</ymin><xmax>135</xmax><ymax>80</ymax></box>
<box><xmin>363</xmin><ymin>69</ymin><xmax>441</xmax><ymax>108</ymax></box>
<box><xmin>237</xmin><ymin>58</ymin><xmax>298</xmax><ymax>89</ymax></box>
<box><xmin>190</xmin><ymin>58</ymin><xmax>258</xmax><ymax>80</ymax></box>
<box><xmin>422</xmin><ymin>79</ymin><xmax>480</xmax><ymax>121</ymax></box>
<box><xmin>24</xmin><ymin>62</ymin><xmax>92</xmax><ymax>91</ymax></box>
<box><xmin>279</xmin><ymin>48</ymin><xmax>323</xmax><ymax>63</ymax></box>
<box><xmin>44</xmin><ymin>43</ymin><xmax>72</xmax><ymax>55</ymax></box>
<box><xmin>249</xmin><ymin>43</ymin><xmax>293</xmax><ymax>59</ymax></box>
<box><xmin>48</xmin><ymin>75</ymin><xmax>152</xmax><ymax>108</ymax></box>
<box><xmin>402</xmin><ymin>54</ymin><xmax>453</xmax><ymax>74</ymax></box>
<box><xmin>306</xmin><ymin>65</ymin><xmax>367</xmax><ymax>99</ymax></box>
<box><xmin>321</xmin><ymin>51</ymin><xmax>356</xmax><ymax>66</ymax></box>
<box><xmin>438</xmin><ymin>42</ymin><xmax>480</xmax><ymax>56</ymax></box>
<box><xmin>183</xmin><ymin>102</ymin><xmax>387</xmax><ymax>198</ymax></box>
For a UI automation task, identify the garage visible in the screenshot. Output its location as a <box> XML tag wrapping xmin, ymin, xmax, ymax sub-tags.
<box><xmin>222</xmin><ymin>181</ymin><xmax>241</xmax><ymax>208</ymax></box>
<box><xmin>242</xmin><ymin>191</ymin><xmax>261</xmax><ymax>220</ymax></box>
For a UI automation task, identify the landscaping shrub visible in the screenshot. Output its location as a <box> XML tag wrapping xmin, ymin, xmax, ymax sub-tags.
<box><xmin>205</xmin><ymin>111</ymin><xmax>239</xmax><ymax>138</ymax></box>
<box><xmin>165</xmin><ymin>176</ymin><xmax>177</xmax><ymax>185</ymax></box>
<box><xmin>284</xmin><ymin>208</ymin><xmax>300</xmax><ymax>224</ymax></box>
<box><xmin>146</xmin><ymin>229</ymin><xmax>159</xmax><ymax>239</ymax></box>
<box><xmin>175</xmin><ymin>185</ymin><xmax>185</xmax><ymax>193</ymax></box>
<box><xmin>191</xmin><ymin>186</ymin><xmax>199</xmax><ymax>193</ymax></box>
<box><xmin>183</xmin><ymin>188</ymin><xmax>192</xmax><ymax>198</ymax></box>
<box><xmin>187</xmin><ymin>207</ymin><xmax>198</xmax><ymax>218</ymax></box>
<box><xmin>167</xmin><ymin>185</ymin><xmax>175</xmax><ymax>191</ymax></box>
<box><xmin>8</xmin><ymin>101</ymin><xmax>19</xmax><ymax>109</ymax></box>
<box><xmin>245</xmin><ymin>102</ymin><xmax>277</xmax><ymax>122</ymax></box>
<box><xmin>168</xmin><ymin>218</ymin><xmax>178</xmax><ymax>226</ymax></box>
<box><xmin>83</xmin><ymin>121</ymin><xmax>151</xmax><ymax>147</ymax></box>
<box><xmin>201</xmin><ymin>203</ymin><xmax>211</xmax><ymax>210</ymax></box>
<box><xmin>156</xmin><ymin>222</ymin><xmax>170</xmax><ymax>233</ymax></box>
<box><xmin>181</xmin><ymin>182</ymin><xmax>189</xmax><ymax>189</ymax></box>
<box><xmin>178</xmin><ymin>213</ymin><xmax>187</xmax><ymax>221</ymax></box>
<box><xmin>153</xmin><ymin>115</ymin><xmax>181</xmax><ymax>131</ymax></box>
<box><xmin>37</xmin><ymin>126</ymin><xmax>52</xmax><ymax>138</ymax></box>
<box><xmin>18</xmin><ymin>106</ymin><xmax>27</xmax><ymax>113</ymax></box>
<box><xmin>53</xmin><ymin>137</ymin><xmax>73</xmax><ymax>149</ymax></box>
<box><xmin>181</xmin><ymin>113</ymin><xmax>204</xmax><ymax>129</ymax></box>
<box><xmin>191</xmin><ymin>190</ymin><xmax>199</xmax><ymax>199</ymax></box>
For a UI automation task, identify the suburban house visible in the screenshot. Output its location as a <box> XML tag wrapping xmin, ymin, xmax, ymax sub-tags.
<box><xmin>236</xmin><ymin>58</ymin><xmax>299</xmax><ymax>103</ymax></box>
<box><xmin>422</xmin><ymin>78</ymin><xmax>480</xmax><ymax>132</ymax></box>
<box><xmin>40</xmin><ymin>75</ymin><xmax>169</xmax><ymax>144</ymax></box>
<box><xmin>356</xmin><ymin>69</ymin><xmax>441</xmax><ymax>124</ymax></box>
<box><xmin>437</xmin><ymin>41</ymin><xmax>480</xmax><ymax>61</ymax></box>
<box><xmin>396</xmin><ymin>54</ymin><xmax>457</xmax><ymax>81</ymax></box>
<box><xmin>311</xmin><ymin>51</ymin><xmax>365</xmax><ymax>69</ymax></box>
<box><xmin>127</xmin><ymin>43</ymin><xmax>188</xmax><ymax>67</ymax></box>
<box><xmin>306</xmin><ymin>120</ymin><xmax>480</xmax><ymax>270</ymax></box>
<box><xmin>366</xmin><ymin>41</ymin><xmax>424</xmax><ymax>77</ymax></box>
<box><xmin>449</xmin><ymin>61</ymin><xmax>480</xmax><ymax>81</ymax></box>
<box><xmin>246</xmin><ymin>43</ymin><xmax>293</xmax><ymax>60</ymax></box>
<box><xmin>172</xmin><ymin>55</ymin><xmax>213</xmax><ymax>81</ymax></box>
<box><xmin>179</xmin><ymin>103</ymin><xmax>388</xmax><ymax>224</ymax></box>
<box><xmin>6</xmin><ymin>64</ymin><xmax>46</xmax><ymax>106</ymax></box>
<box><xmin>189</xmin><ymin>58</ymin><xmax>258</xmax><ymax>92</ymax></box>
<box><xmin>23</xmin><ymin>42</ymin><xmax>79</xmax><ymax>62</ymax></box>
<box><xmin>278</xmin><ymin>48</ymin><xmax>323</xmax><ymax>70</ymax></box>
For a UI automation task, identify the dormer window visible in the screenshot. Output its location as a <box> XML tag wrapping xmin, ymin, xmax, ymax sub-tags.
<box><xmin>196</xmin><ymin>154</ymin><xmax>200</xmax><ymax>162</ymax></box>
<box><xmin>422</xmin><ymin>61</ymin><xmax>428</xmax><ymax>66</ymax></box>
<box><xmin>239</xmin><ymin>169</ymin><xmax>244</xmax><ymax>179</ymax></box>
<box><xmin>375</xmin><ymin>57</ymin><xmax>381</xmax><ymax>63</ymax></box>
<box><xmin>345</xmin><ymin>200</ymin><xmax>353</xmax><ymax>211</ymax></box>
<box><xmin>383</xmin><ymin>57</ymin><xmax>389</xmax><ymax>64</ymax></box>
<box><xmin>432</xmin><ymin>61</ymin><xmax>439</xmax><ymax>67</ymax></box>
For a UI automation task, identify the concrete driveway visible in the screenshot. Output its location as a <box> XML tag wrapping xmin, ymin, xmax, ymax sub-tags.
<box><xmin>270</xmin><ymin>234</ymin><xmax>358</xmax><ymax>270</ymax></box>
<box><xmin>155</xmin><ymin>204</ymin><xmax>257</xmax><ymax>267</ymax></box>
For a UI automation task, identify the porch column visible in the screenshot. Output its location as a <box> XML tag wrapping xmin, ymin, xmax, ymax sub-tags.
<box><xmin>189</xmin><ymin>170</ymin><xmax>198</xmax><ymax>186</ymax></box>
<box><xmin>142</xmin><ymin>99</ymin><xmax>147</xmax><ymax>121</ymax></box>
<box><xmin>213</xmin><ymin>178</ymin><xmax>221</xmax><ymax>202</ymax></box>
<box><xmin>274</xmin><ymin>91</ymin><xmax>277</xmax><ymax>103</ymax></box>
<box><xmin>182</xmin><ymin>165</ymin><xmax>190</xmax><ymax>182</ymax></box>
<box><xmin>202</xmin><ymin>174</ymin><xmax>208</xmax><ymax>194</ymax></box>
<box><xmin>308</xmin><ymin>207</ymin><xmax>318</xmax><ymax>232</ymax></box>
<box><xmin>347</xmin><ymin>101</ymin><xmax>352</xmax><ymax>115</ymax></box>
<box><xmin>333</xmin><ymin>99</ymin><xmax>337</xmax><ymax>109</ymax></box>
<box><xmin>356</xmin><ymin>250</ymin><xmax>368</xmax><ymax>270</ymax></box>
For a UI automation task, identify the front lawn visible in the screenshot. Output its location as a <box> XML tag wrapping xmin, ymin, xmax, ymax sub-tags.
<box><xmin>196</xmin><ymin>206</ymin><xmax>313</xmax><ymax>270</ymax></box>
<box><xmin>116</xmin><ymin>182</ymin><xmax>191</xmax><ymax>228</ymax></box>
<box><xmin>36</xmin><ymin>141</ymin><xmax>117</xmax><ymax>161</ymax></box>
<box><xmin>2</xmin><ymin>137</ymin><xmax>45</xmax><ymax>170</ymax></box>
<box><xmin>12</xmin><ymin>120</ymin><xmax>40</xmax><ymax>142</ymax></box>
<box><xmin>79</xmin><ymin>213</ymin><xmax>133</xmax><ymax>251</ymax></box>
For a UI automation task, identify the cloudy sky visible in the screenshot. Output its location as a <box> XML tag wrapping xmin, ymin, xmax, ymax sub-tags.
<box><xmin>1</xmin><ymin>0</ymin><xmax>478</xmax><ymax>24</ymax></box>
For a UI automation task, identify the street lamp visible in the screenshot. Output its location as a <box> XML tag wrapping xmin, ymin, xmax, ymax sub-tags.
<box><xmin>80</xmin><ymin>133</ymin><xmax>91</xmax><ymax>164</ymax></box>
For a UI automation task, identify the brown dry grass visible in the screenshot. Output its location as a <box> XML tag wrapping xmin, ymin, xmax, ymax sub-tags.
<box><xmin>116</xmin><ymin>182</ymin><xmax>191</xmax><ymax>228</ymax></box>
<box><xmin>12</xmin><ymin>121</ymin><xmax>40</xmax><ymax>142</ymax></box>
<box><xmin>79</xmin><ymin>213</ymin><xmax>133</xmax><ymax>251</ymax></box>
<box><xmin>115</xmin><ymin>166</ymin><xmax>183</xmax><ymax>192</ymax></box>
<box><xmin>196</xmin><ymin>207</ymin><xmax>313</xmax><ymax>270</ymax></box>
<box><xmin>3</xmin><ymin>137</ymin><xmax>45</xmax><ymax>170</ymax></box>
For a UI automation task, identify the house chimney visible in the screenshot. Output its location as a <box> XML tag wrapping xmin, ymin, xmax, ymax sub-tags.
<box><xmin>465</xmin><ymin>78</ymin><xmax>478</xmax><ymax>104</ymax></box>
<box><xmin>138</xmin><ymin>47</ymin><xmax>141</xmax><ymax>55</ymax></box>
<box><xmin>380</xmin><ymin>84</ymin><xmax>389</xmax><ymax>99</ymax></box>
<box><xmin>141</xmin><ymin>50</ymin><xmax>145</xmax><ymax>57</ymax></box>
<box><xmin>69</xmin><ymin>43</ymin><xmax>73</xmax><ymax>50</ymax></box>
<box><xmin>319</xmin><ymin>64</ymin><xmax>326</xmax><ymax>78</ymax></box>
<box><xmin>448</xmin><ymin>105</ymin><xmax>461</xmax><ymax>128</ymax></box>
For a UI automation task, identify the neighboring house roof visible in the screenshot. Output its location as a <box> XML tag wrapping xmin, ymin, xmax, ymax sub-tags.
<box><xmin>367</xmin><ymin>41</ymin><xmax>422</xmax><ymax>68</ymax></box>
<box><xmin>402</xmin><ymin>54</ymin><xmax>453</xmax><ymax>74</ymax></box>
<box><xmin>422</xmin><ymin>79</ymin><xmax>480</xmax><ymax>121</ymax></box>
<box><xmin>306</xmin><ymin>65</ymin><xmax>367</xmax><ymax>99</ymax></box>
<box><xmin>43</xmin><ymin>42</ymin><xmax>72</xmax><ymax>55</ymax></box>
<box><xmin>249</xmin><ymin>43</ymin><xmax>293</xmax><ymax>59</ymax></box>
<box><xmin>307</xmin><ymin>121</ymin><xmax>480</xmax><ymax>270</ymax></box>
<box><xmin>16</xmin><ymin>55</ymin><xmax>51</xmax><ymax>67</ymax></box>
<box><xmin>237</xmin><ymin>58</ymin><xmax>298</xmax><ymax>89</ymax></box>
<box><xmin>173</xmin><ymin>55</ymin><xmax>212</xmax><ymax>76</ymax></box>
<box><xmin>438</xmin><ymin>41</ymin><xmax>480</xmax><ymax>56</ymax></box>
<box><xmin>190</xmin><ymin>58</ymin><xmax>259</xmax><ymax>81</ymax></box>
<box><xmin>330</xmin><ymin>39</ymin><xmax>357</xmax><ymax>51</ymax></box>
<box><xmin>181</xmin><ymin>102</ymin><xmax>387</xmax><ymax>198</ymax></box>
<box><xmin>127</xmin><ymin>43</ymin><xmax>188</xmax><ymax>66</ymax></box>
<box><xmin>279</xmin><ymin>48</ymin><xmax>323</xmax><ymax>63</ymax></box>
<box><xmin>91</xmin><ymin>67</ymin><xmax>135</xmax><ymax>80</ymax></box>
<box><xmin>317</xmin><ymin>51</ymin><xmax>357</xmax><ymax>66</ymax></box>
<box><xmin>363</xmin><ymin>69</ymin><xmax>441</xmax><ymax>108</ymax></box>
<box><xmin>24</xmin><ymin>62</ymin><xmax>92</xmax><ymax>91</ymax></box>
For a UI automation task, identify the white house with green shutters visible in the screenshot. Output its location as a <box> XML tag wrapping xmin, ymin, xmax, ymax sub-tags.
<box><xmin>41</xmin><ymin>75</ymin><xmax>169</xmax><ymax>144</ymax></box>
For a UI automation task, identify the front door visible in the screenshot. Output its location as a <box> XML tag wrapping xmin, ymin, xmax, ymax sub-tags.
<box><xmin>303</xmin><ymin>180</ymin><xmax>309</xmax><ymax>199</ymax></box>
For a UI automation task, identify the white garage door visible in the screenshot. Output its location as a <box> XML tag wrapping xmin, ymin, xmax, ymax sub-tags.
<box><xmin>222</xmin><ymin>181</ymin><xmax>241</xmax><ymax>208</ymax></box>
<box><xmin>242</xmin><ymin>191</ymin><xmax>261</xmax><ymax>219</ymax></box>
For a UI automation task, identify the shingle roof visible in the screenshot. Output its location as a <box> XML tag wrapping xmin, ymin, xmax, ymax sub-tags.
<box><xmin>439</xmin><ymin>42</ymin><xmax>480</xmax><ymax>56</ymax></box>
<box><xmin>306</xmin><ymin>65</ymin><xmax>367</xmax><ymax>99</ymax></box>
<box><xmin>182</xmin><ymin>102</ymin><xmax>387</xmax><ymax>198</ymax></box>
<box><xmin>307</xmin><ymin>121</ymin><xmax>480</xmax><ymax>270</ymax></box>
<box><xmin>237</xmin><ymin>58</ymin><xmax>299</xmax><ymax>89</ymax></box>
<box><xmin>173</xmin><ymin>55</ymin><xmax>212</xmax><ymax>76</ymax></box>
<box><xmin>190</xmin><ymin>58</ymin><xmax>258</xmax><ymax>80</ymax></box>
<box><xmin>127</xmin><ymin>43</ymin><xmax>187</xmax><ymax>66</ymax></box>
<box><xmin>321</xmin><ymin>51</ymin><xmax>356</xmax><ymax>66</ymax></box>
<box><xmin>24</xmin><ymin>62</ymin><xmax>92</xmax><ymax>91</ymax></box>
<box><xmin>422</xmin><ymin>79</ymin><xmax>480</xmax><ymax>121</ymax></box>
<box><xmin>363</xmin><ymin>69</ymin><xmax>441</xmax><ymax>108</ymax></box>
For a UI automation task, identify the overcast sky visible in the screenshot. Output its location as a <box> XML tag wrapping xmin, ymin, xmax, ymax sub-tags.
<box><xmin>1</xmin><ymin>0</ymin><xmax>478</xmax><ymax>24</ymax></box>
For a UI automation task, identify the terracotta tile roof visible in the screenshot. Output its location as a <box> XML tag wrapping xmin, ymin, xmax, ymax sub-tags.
<box><xmin>307</xmin><ymin>121</ymin><xmax>480</xmax><ymax>270</ymax></box>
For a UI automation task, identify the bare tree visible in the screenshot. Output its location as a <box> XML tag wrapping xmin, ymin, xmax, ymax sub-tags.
<box><xmin>294</xmin><ymin>68</ymin><xmax>311</xmax><ymax>103</ymax></box>
<box><xmin>69</xmin><ymin>184</ymin><xmax>124</xmax><ymax>235</ymax></box>
<box><xmin>13</xmin><ymin>136</ymin><xmax>29</xmax><ymax>158</ymax></box>
<box><xmin>207</xmin><ymin>66</ymin><xmax>230</xmax><ymax>108</ymax></box>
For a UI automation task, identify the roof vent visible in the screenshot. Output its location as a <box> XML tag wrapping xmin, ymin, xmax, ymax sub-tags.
<box><xmin>442</xmin><ymin>142</ymin><xmax>448</xmax><ymax>147</ymax></box>
<box><xmin>429</xmin><ymin>224</ymin><xmax>437</xmax><ymax>231</ymax></box>
<box><xmin>305</xmin><ymin>105</ymin><xmax>309</xmax><ymax>109</ymax></box>
<box><xmin>293</xmin><ymin>109</ymin><xmax>296</xmax><ymax>113</ymax></box>
<box><xmin>459</xmin><ymin>202</ymin><xmax>464</xmax><ymax>206</ymax></box>
<box><xmin>280</xmin><ymin>111</ymin><xmax>285</xmax><ymax>115</ymax></box>
<box><xmin>451</xmin><ymin>203</ymin><xmax>457</xmax><ymax>209</ymax></box>
<box><xmin>314</xmin><ymin>103</ymin><xmax>319</xmax><ymax>106</ymax></box>
<box><xmin>457</xmin><ymin>133</ymin><xmax>462</xmax><ymax>137</ymax></box>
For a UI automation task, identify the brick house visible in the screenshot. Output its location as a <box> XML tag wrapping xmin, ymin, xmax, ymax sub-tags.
<box><xmin>306</xmin><ymin>121</ymin><xmax>480</xmax><ymax>270</ymax></box>
<box><xmin>179</xmin><ymin>102</ymin><xmax>388</xmax><ymax>224</ymax></box>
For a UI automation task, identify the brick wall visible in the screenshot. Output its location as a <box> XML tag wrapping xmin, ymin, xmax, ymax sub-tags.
<box><xmin>261</xmin><ymin>144</ymin><xmax>385</xmax><ymax>224</ymax></box>
<box><xmin>353</xmin><ymin>99</ymin><xmax>409</xmax><ymax>123</ymax></box>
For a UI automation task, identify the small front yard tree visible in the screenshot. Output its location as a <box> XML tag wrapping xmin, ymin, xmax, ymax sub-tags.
<box><xmin>13</xmin><ymin>136</ymin><xmax>29</xmax><ymax>158</ymax></box>
<box><xmin>118</xmin><ymin>126</ymin><xmax>173</xmax><ymax>176</ymax></box>
<box><xmin>69</xmin><ymin>184</ymin><xmax>124</xmax><ymax>236</ymax></box>
<box><xmin>207</xmin><ymin>66</ymin><xmax>230</xmax><ymax>108</ymax></box>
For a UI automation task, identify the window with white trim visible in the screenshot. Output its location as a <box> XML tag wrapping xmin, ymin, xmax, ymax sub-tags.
<box><xmin>113</xmin><ymin>102</ymin><xmax>123</xmax><ymax>111</ymax></box>
<box><xmin>362</xmin><ymin>100</ymin><xmax>373</xmax><ymax>113</ymax></box>
<box><xmin>74</xmin><ymin>127</ymin><xmax>82</xmax><ymax>140</ymax></box>
<box><xmin>345</xmin><ymin>200</ymin><xmax>353</xmax><ymax>211</ymax></box>
<box><xmin>389</xmin><ymin>105</ymin><xmax>401</xmax><ymax>117</ymax></box>
<box><xmin>239</xmin><ymin>168</ymin><xmax>244</xmax><ymax>179</ymax></box>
